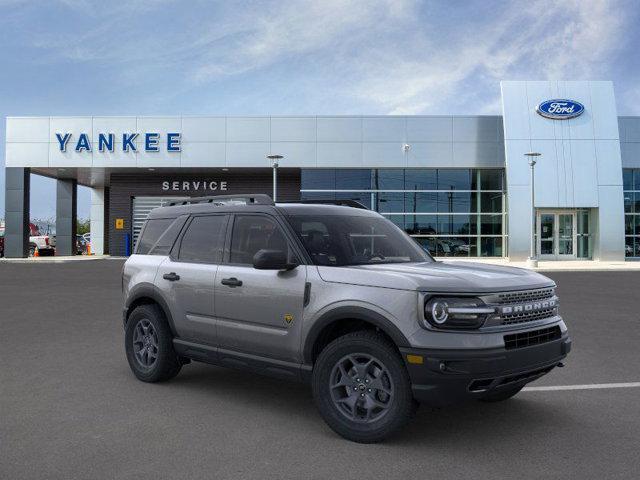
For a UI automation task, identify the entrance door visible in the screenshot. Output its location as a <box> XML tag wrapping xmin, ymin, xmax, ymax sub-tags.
<box><xmin>537</xmin><ymin>211</ymin><xmax>577</xmax><ymax>260</ymax></box>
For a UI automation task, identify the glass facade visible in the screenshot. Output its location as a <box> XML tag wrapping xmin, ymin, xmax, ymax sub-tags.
<box><xmin>624</xmin><ymin>169</ymin><xmax>640</xmax><ymax>259</ymax></box>
<box><xmin>301</xmin><ymin>169</ymin><xmax>507</xmax><ymax>257</ymax></box>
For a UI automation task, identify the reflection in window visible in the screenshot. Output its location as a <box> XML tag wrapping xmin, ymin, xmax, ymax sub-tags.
<box><xmin>336</xmin><ymin>170</ymin><xmax>371</xmax><ymax>190</ymax></box>
<box><xmin>623</xmin><ymin>169</ymin><xmax>640</xmax><ymax>258</ymax></box>
<box><xmin>437</xmin><ymin>170</ymin><xmax>471</xmax><ymax>190</ymax></box>
<box><xmin>301</xmin><ymin>168</ymin><xmax>506</xmax><ymax>257</ymax></box>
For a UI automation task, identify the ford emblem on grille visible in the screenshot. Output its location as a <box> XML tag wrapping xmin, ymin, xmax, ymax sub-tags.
<box><xmin>536</xmin><ymin>99</ymin><xmax>584</xmax><ymax>120</ymax></box>
<box><xmin>501</xmin><ymin>298</ymin><xmax>557</xmax><ymax>315</ymax></box>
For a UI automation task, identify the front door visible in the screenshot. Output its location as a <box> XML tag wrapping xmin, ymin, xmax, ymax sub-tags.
<box><xmin>537</xmin><ymin>211</ymin><xmax>577</xmax><ymax>260</ymax></box>
<box><xmin>214</xmin><ymin>214</ymin><xmax>307</xmax><ymax>362</ymax></box>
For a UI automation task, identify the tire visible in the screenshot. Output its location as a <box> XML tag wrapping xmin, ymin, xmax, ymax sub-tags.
<box><xmin>478</xmin><ymin>385</ymin><xmax>523</xmax><ymax>403</ymax></box>
<box><xmin>125</xmin><ymin>304</ymin><xmax>182</xmax><ymax>383</ymax></box>
<box><xmin>312</xmin><ymin>330</ymin><xmax>417</xmax><ymax>443</ymax></box>
<box><xmin>29</xmin><ymin>244</ymin><xmax>36</xmax><ymax>257</ymax></box>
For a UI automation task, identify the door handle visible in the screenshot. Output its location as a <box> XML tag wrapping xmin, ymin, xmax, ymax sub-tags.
<box><xmin>163</xmin><ymin>272</ymin><xmax>180</xmax><ymax>281</ymax></box>
<box><xmin>221</xmin><ymin>277</ymin><xmax>243</xmax><ymax>287</ymax></box>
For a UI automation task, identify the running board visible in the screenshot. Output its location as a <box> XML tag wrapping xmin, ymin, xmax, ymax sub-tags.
<box><xmin>173</xmin><ymin>338</ymin><xmax>312</xmax><ymax>383</ymax></box>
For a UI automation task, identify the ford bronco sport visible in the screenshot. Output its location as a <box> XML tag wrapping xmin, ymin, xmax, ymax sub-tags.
<box><xmin>122</xmin><ymin>194</ymin><xmax>571</xmax><ymax>443</ymax></box>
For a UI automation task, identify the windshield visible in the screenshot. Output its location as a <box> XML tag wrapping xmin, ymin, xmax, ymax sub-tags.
<box><xmin>286</xmin><ymin>215</ymin><xmax>433</xmax><ymax>266</ymax></box>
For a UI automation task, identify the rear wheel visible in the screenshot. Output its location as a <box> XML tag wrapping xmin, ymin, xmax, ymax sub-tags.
<box><xmin>478</xmin><ymin>385</ymin><xmax>523</xmax><ymax>402</ymax></box>
<box><xmin>125</xmin><ymin>304</ymin><xmax>181</xmax><ymax>382</ymax></box>
<box><xmin>312</xmin><ymin>331</ymin><xmax>417</xmax><ymax>443</ymax></box>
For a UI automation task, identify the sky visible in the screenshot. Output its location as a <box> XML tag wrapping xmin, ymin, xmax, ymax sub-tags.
<box><xmin>1</xmin><ymin>0</ymin><xmax>639</xmax><ymax>220</ymax></box>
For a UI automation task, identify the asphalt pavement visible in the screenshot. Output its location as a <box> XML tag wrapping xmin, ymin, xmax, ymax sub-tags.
<box><xmin>1</xmin><ymin>261</ymin><xmax>639</xmax><ymax>479</ymax></box>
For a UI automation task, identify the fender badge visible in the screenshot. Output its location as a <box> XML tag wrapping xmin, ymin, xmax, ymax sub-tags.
<box><xmin>284</xmin><ymin>314</ymin><xmax>294</xmax><ymax>325</ymax></box>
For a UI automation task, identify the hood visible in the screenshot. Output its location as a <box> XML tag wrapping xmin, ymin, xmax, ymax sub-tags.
<box><xmin>316</xmin><ymin>261</ymin><xmax>554</xmax><ymax>293</ymax></box>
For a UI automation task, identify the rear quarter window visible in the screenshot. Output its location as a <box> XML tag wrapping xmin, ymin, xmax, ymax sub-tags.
<box><xmin>136</xmin><ymin>216</ymin><xmax>186</xmax><ymax>255</ymax></box>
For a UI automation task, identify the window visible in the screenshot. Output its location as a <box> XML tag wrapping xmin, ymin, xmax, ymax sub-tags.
<box><xmin>287</xmin><ymin>215</ymin><xmax>432</xmax><ymax>266</ymax></box>
<box><xmin>178</xmin><ymin>215</ymin><xmax>227</xmax><ymax>263</ymax></box>
<box><xmin>623</xmin><ymin>169</ymin><xmax>640</xmax><ymax>258</ymax></box>
<box><xmin>229</xmin><ymin>215</ymin><xmax>293</xmax><ymax>265</ymax></box>
<box><xmin>336</xmin><ymin>170</ymin><xmax>371</xmax><ymax>190</ymax></box>
<box><xmin>136</xmin><ymin>218</ymin><xmax>174</xmax><ymax>255</ymax></box>
<box><xmin>301</xmin><ymin>168</ymin><xmax>507</xmax><ymax>257</ymax></box>
<box><xmin>146</xmin><ymin>216</ymin><xmax>188</xmax><ymax>255</ymax></box>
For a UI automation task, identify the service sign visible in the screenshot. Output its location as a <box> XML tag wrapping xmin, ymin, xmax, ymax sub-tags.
<box><xmin>55</xmin><ymin>132</ymin><xmax>181</xmax><ymax>153</ymax></box>
<box><xmin>536</xmin><ymin>99</ymin><xmax>584</xmax><ymax>120</ymax></box>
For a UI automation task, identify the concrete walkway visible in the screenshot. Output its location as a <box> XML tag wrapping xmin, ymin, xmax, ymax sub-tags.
<box><xmin>441</xmin><ymin>257</ymin><xmax>640</xmax><ymax>271</ymax></box>
<box><xmin>1</xmin><ymin>255</ymin><xmax>639</xmax><ymax>271</ymax></box>
<box><xmin>0</xmin><ymin>255</ymin><xmax>119</xmax><ymax>263</ymax></box>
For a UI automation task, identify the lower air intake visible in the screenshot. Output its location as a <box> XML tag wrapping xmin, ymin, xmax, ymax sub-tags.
<box><xmin>504</xmin><ymin>326</ymin><xmax>562</xmax><ymax>350</ymax></box>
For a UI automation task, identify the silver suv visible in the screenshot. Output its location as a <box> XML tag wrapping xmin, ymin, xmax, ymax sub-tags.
<box><xmin>122</xmin><ymin>194</ymin><xmax>571</xmax><ymax>443</ymax></box>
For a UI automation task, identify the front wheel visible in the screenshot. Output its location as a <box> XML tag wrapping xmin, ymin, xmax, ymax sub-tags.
<box><xmin>125</xmin><ymin>304</ymin><xmax>182</xmax><ymax>383</ymax></box>
<box><xmin>312</xmin><ymin>331</ymin><xmax>417</xmax><ymax>443</ymax></box>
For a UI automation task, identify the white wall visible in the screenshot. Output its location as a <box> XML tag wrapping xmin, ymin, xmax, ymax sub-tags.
<box><xmin>501</xmin><ymin>81</ymin><xmax>625</xmax><ymax>260</ymax></box>
<box><xmin>5</xmin><ymin>115</ymin><xmax>504</xmax><ymax>170</ymax></box>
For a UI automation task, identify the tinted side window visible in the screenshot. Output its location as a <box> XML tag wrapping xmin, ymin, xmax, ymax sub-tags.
<box><xmin>178</xmin><ymin>215</ymin><xmax>227</xmax><ymax>264</ymax></box>
<box><xmin>229</xmin><ymin>215</ymin><xmax>292</xmax><ymax>265</ymax></box>
<box><xmin>136</xmin><ymin>218</ymin><xmax>174</xmax><ymax>254</ymax></box>
<box><xmin>147</xmin><ymin>215</ymin><xmax>188</xmax><ymax>256</ymax></box>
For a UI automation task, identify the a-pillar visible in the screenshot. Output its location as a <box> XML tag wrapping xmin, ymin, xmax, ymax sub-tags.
<box><xmin>55</xmin><ymin>179</ymin><xmax>77</xmax><ymax>256</ymax></box>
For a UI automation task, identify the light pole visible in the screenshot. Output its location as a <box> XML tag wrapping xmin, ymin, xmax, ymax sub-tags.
<box><xmin>267</xmin><ymin>154</ymin><xmax>283</xmax><ymax>202</ymax></box>
<box><xmin>525</xmin><ymin>152</ymin><xmax>541</xmax><ymax>268</ymax></box>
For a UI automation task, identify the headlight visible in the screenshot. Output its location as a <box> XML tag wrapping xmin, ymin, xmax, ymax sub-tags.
<box><xmin>423</xmin><ymin>297</ymin><xmax>495</xmax><ymax>330</ymax></box>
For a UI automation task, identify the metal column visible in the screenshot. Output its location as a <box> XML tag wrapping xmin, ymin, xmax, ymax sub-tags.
<box><xmin>4</xmin><ymin>167</ymin><xmax>30</xmax><ymax>258</ymax></box>
<box><xmin>55</xmin><ymin>179</ymin><xmax>77</xmax><ymax>256</ymax></box>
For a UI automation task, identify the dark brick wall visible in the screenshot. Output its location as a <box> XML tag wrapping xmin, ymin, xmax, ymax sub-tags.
<box><xmin>108</xmin><ymin>168</ymin><xmax>301</xmax><ymax>256</ymax></box>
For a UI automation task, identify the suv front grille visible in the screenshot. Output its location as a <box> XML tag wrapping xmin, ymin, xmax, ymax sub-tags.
<box><xmin>504</xmin><ymin>326</ymin><xmax>561</xmax><ymax>350</ymax></box>
<box><xmin>502</xmin><ymin>307</ymin><xmax>557</xmax><ymax>325</ymax></box>
<box><xmin>495</xmin><ymin>288</ymin><xmax>557</xmax><ymax>325</ymax></box>
<box><xmin>497</xmin><ymin>287</ymin><xmax>555</xmax><ymax>304</ymax></box>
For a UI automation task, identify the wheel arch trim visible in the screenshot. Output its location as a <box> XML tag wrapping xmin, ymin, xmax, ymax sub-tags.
<box><xmin>303</xmin><ymin>306</ymin><xmax>411</xmax><ymax>364</ymax></box>
<box><xmin>124</xmin><ymin>284</ymin><xmax>177</xmax><ymax>336</ymax></box>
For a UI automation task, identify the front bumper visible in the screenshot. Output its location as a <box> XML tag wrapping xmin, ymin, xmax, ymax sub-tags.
<box><xmin>400</xmin><ymin>333</ymin><xmax>571</xmax><ymax>406</ymax></box>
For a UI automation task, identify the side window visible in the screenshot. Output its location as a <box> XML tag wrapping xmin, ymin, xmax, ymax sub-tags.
<box><xmin>136</xmin><ymin>218</ymin><xmax>174</xmax><ymax>255</ymax></box>
<box><xmin>229</xmin><ymin>215</ymin><xmax>293</xmax><ymax>265</ymax></box>
<box><xmin>147</xmin><ymin>215</ymin><xmax>188</xmax><ymax>256</ymax></box>
<box><xmin>178</xmin><ymin>215</ymin><xmax>227</xmax><ymax>264</ymax></box>
<box><xmin>299</xmin><ymin>220</ymin><xmax>334</xmax><ymax>265</ymax></box>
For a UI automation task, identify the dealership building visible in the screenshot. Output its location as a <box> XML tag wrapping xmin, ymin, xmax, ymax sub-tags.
<box><xmin>3</xmin><ymin>80</ymin><xmax>640</xmax><ymax>260</ymax></box>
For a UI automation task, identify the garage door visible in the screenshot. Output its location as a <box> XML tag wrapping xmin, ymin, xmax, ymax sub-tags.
<box><xmin>132</xmin><ymin>197</ymin><xmax>188</xmax><ymax>248</ymax></box>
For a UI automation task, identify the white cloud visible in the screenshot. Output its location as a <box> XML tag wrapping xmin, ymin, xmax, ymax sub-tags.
<box><xmin>348</xmin><ymin>0</ymin><xmax>628</xmax><ymax>113</ymax></box>
<box><xmin>9</xmin><ymin>0</ymin><xmax>632</xmax><ymax>114</ymax></box>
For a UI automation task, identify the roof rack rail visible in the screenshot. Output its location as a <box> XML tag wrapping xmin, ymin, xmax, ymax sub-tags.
<box><xmin>167</xmin><ymin>194</ymin><xmax>274</xmax><ymax>207</ymax></box>
<box><xmin>286</xmin><ymin>199</ymin><xmax>369</xmax><ymax>210</ymax></box>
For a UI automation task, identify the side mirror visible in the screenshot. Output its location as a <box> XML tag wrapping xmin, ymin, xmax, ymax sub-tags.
<box><xmin>252</xmin><ymin>249</ymin><xmax>298</xmax><ymax>270</ymax></box>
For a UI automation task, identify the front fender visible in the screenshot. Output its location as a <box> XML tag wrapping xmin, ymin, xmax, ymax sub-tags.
<box><xmin>302</xmin><ymin>304</ymin><xmax>411</xmax><ymax>364</ymax></box>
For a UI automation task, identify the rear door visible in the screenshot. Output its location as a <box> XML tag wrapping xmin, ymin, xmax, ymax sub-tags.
<box><xmin>214</xmin><ymin>214</ymin><xmax>307</xmax><ymax>362</ymax></box>
<box><xmin>156</xmin><ymin>214</ymin><xmax>229</xmax><ymax>346</ymax></box>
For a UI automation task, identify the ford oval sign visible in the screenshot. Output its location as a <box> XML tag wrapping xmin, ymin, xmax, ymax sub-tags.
<box><xmin>536</xmin><ymin>99</ymin><xmax>584</xmax><ymax>120</ymax></box>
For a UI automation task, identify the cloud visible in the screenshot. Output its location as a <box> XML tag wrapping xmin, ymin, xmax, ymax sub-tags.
<box><xmin>6</xmin><ymin>0</ymin><xmax>633</xmax><ymax>114</ymax></box>
<box><xmin>348</xmin><ymin>0</ymin><xmax>629</xmax><ymax>114</ymax></box>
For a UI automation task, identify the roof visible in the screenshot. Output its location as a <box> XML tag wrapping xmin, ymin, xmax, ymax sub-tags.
<box><xmin>147</xmin><ymin>200</ymin><xmax>380</xmax><ymax>219</ymax></box>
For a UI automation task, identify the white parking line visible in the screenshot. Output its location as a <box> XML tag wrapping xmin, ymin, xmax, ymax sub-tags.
<box><xmin>524</xmin><ymin>382</ymin><xmax>640</xmax><ymax>392</ymax></box>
